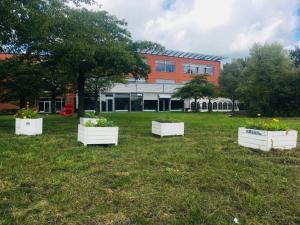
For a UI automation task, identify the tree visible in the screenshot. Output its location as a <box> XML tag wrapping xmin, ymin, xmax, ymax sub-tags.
<box><xmin>0</xmin><ymin>56</ymin><xmax>43</xmax><ymax>108</ymax></box>
<box><xmin>290</xmin><ymin>46</ymin><xmax>300</xmax><ymax>67</ymax></box>
<box><xmin>173</xmin><ymin>75</ymin><xmax>216</xmax><ymax>112</ymax></box>
<box><xmin>38</xmin><ymin>58</ymin><xmax>71</xmax><ymax>113</ymax></box>
<box><xmin>219</xmin><ymin>59</ymin><xmax>246</xmax><ymax>112</ymax></box>
<box><xmin>237</xmin><ymin>43</ymin><xmax>292</xmax><ymax>116</ymax></box>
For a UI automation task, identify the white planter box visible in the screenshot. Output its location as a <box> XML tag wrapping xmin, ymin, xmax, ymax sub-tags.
<box><xmin>78</xmin><ymin>124</ymin><xmax>118</xmax><ymax>146</ymax></box>
<box><xmin>152</xmin><ymin>121</ymin><xmax>184</xmax><ymax>137</ymax></box>
<box><xmin>238</xmin><ymin>127</ymin><xmax>298</xmax><ymax>151</ymax></box>
<box><xmin>79</xmin><ymin>117</ymin><xmax>99</xmax><ymax>125</ymax></box>
<box><xmin>15</xmin><ymin>118</ymin><xmax>43</xmax><ymax>135</ymax></box>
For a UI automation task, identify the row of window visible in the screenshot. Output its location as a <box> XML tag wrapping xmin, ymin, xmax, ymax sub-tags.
<box><xmin>191</xmin><ymin>102</ymin><xmax>238</xmax><ymax>110</ymax></box>
<box><xmin>155</xmin><ymin>60</ymin><xmax>215</xmax><ymax>75</ymax></box>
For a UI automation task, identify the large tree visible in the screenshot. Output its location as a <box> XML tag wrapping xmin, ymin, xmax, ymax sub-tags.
<box><xmin>237</xmin><ymin>43</ymin><xmax>292</xmax><ymax>116</ymax></box>
<box><xmin>290</xmin><ymin>46</ymin><xmax>300</xmax><ymax>67</ymax></box>
<box><xmin>219</xmin><ymin>59</ymin><xmax>246</xmax><ymax>112</ymax></box>
<box><xmin>173</xmin><ymin>75</ymin><xmax>216</xmax><ymax>112</ymax></box>
<box><xmin>0</xmin><ymin>56</ymin><xmax>43</xmax><ymax>108</ymax></box>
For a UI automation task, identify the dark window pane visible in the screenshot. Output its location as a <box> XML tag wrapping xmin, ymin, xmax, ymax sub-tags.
<box><xmin>171</xmin><ymin>100</ymin><xmax>184</xmax><ymax>110</ymax></box>
<box><xmin>144</xmin><ymin>100</ymin><xmax>157</xmax><ymax>111</ymax></box>
<box><xmin>131</xmin><ymin>93</ymin><xmax>143</xmax><ymax>111</ymax></box>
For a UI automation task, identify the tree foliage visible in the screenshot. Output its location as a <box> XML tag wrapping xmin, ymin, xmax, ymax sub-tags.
<box><xmin>173</xmin><ymin>75</ymin><xmax>216</xmax><ymax>111</ymax></box>
<box><xmin>290</xmin><ymin>46</ymin><xmax>300</xmax><ymax>67</ymax></box>
<box><xmin>0</xmin><ymin>0</ymin><xmax>162</xmax><ymax>116</ymax></box>
<box><xmin>219</xmin><ymin>59</ymin><xmax>246</xmax><ymax>111</ymax></box>
<box><xmin>0</xmin><ymin>56</ymin><xmax>43</xmax><ymax>108</ymax></box>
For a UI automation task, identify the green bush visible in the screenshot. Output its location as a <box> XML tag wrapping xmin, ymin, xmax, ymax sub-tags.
<box><xmin>15</xmin><ymin>108</ymin><xmax>38</xmax><ymax>119</ymax></box>
<box><xmin>84</xmin><ymin>117</ymin><xmax>114</xmax><ymax>127</ymax></box>
<box><xmin>83</xmin><ymin>112</ymin><xmax>97</xmax><ymax>118</ymax></box>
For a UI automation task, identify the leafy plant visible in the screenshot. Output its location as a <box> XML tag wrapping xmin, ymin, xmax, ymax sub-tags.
<box><xmin>84</xmin><ymin>112</ymin><xmax>97</xmax><ymax>118</ymax></box>
<box><xmin>245</xmin><ymin>118</ymin><xmax>289</xmax><ymax>131</ymax></box>
<box><xmin>15</xmin><ymin>108</ymin><xmax>38</xmax><ymax>119</ymax></box>
<box><xmin>84</xmin><ymin>117</ymin><xmax>114</xmax><ymax>127</ymax></box>
<box><xmin>156</xmin><ymin>114</ymin><xmax>180</xmax><ymax>123</ymax></box>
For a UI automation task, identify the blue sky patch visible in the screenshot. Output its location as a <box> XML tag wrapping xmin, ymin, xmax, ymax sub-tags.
<box><xmin>162</xmin><ymin>0</ymin><xmax>176</xmax><ymax>10</ymax></box>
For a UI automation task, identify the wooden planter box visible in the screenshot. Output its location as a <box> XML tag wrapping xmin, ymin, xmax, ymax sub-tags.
<box><xmin>238</xmin><ymin>127</ymin><xmax>298</xmax><ymax>151</ymax></box>
<box><xmin>152</xmin><ymin>121</ymin><xmax>184</xmax><ymax>137</ymax></box>
<box><xmin>15</xmin><ymin>118</ymin><xmax>43</xmax><ymax>135</ymax></box>
<box><xmin>78</xmin><ymin>124</ymin><xmax>118</xmax><ymax>146</ymax></box>
<box><xmin>79</xmin><ymin>117</ymin><xmax>98</xmax><ymax>125</ymax></box>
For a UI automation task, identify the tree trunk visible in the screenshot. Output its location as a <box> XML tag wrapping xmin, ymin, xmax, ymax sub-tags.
<box><xmin>194</xmin><ymin>97</ymin><xmax>197</xmax><ymax>112</ymax></box>
<box><xmin>94</xmin><ymin>88</ymin><xmax>99</xmax><ymax>114</ymax></box>
<box><xmin>51</xmin><ymin>93</ymin><xmax>56</xmax><ymax>114</ymax></box>
<box><xmin>19</xmin><ymin>95</ymin><xmax>26</xmax><ymax>109</ymax></box>
<box><xmin>77</xmin><ymin>73</ymin><xmax>86</xmax><ymax>117</ymax></box>
<box><xmin>232</xmin><ymin>96</ymin><xmax>235</xmax><ymax>113</ymax></box>
<box><xmin>208</xmin><ymin>98</ymin><xmax>212</xmax><ymax>112</ymax></box>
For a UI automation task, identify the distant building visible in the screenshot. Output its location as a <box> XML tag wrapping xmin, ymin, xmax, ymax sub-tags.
<box><xmin>94</xmin><ymin>50</ymin><xmax>238</xmax><ymax>112</ymax></box>
<box><xmin>0</xmin><ymin>50</ymin><xmax>238</xmax><ymax>113</ymax></box>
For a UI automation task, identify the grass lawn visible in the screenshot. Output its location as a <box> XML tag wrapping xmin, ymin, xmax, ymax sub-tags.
<box><xmin>0</xmin><ymin>113</ymin><xmax>300</xmax><ymax>225</ymax></box>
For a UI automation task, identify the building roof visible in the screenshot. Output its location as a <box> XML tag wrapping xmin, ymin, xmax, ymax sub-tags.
<box><xmin>140</xmin><ymin>49</ymin><xmax>225</xmax><ymax>62</ymax></box>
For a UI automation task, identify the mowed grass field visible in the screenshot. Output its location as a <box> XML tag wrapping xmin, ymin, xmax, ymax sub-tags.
<box><xmin>0</xmin><ymin>113</ymin><xmax>300</xmax><ymax>225</ymax></box>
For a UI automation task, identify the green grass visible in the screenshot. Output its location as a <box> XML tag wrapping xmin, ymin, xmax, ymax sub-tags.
<box><xmin>0</xmin><ymin>113</ymin><xmax>300</xmax><ymax>225</ymax></box>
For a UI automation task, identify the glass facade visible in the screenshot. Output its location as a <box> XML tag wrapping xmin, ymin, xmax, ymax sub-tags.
<box><xmin>131</xmin><ymin>93</ymin><xmax>143</xmax><ymax>111</ymax></box>
<box><xmin>171</xmin><ymin>100</ymin><xmax>184</xmax><ymax>111</ymax></box>
<box><xmin>183</xmin><ymin>63</ymin><xmax>214</xmax><ymax>75</ymax></box>
<box><xmin>115</xmin><ymin>93</ymin><xmax>130</xmax><ymax>111</ymax></box>
<box><xmin>144</xmin><ymin>100</ymin><xmax>157</xmax><ymax>111</ymax></box>
<box><xmin>155</xmin><ymin>60</ymin><xmax>175</xmax><ymax>72</ymax></box>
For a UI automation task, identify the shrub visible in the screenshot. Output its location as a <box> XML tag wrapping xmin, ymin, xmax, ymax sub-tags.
<box><xmin>15</xmin><ymin>108</ymin><xmax>38</xmax><ymax>119</ymax></box>
<box><xmin>84</xmin><ymin>118</ymin><xmax>114</xmax><ymax>127</ymax></box>
<box><xmin>84</xmin><ymin>112</ymin><xmax>97</xmax><ymax>118</ymax></box>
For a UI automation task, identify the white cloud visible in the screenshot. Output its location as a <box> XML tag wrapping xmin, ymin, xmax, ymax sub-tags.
<box><xmin>88</xmin><ymin>0</ymin><xmax>299</xmax><ymax>57</ymax></box>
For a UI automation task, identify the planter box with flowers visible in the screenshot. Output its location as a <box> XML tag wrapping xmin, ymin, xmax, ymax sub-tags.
<box><xmin>152</xmin><ymin>120</ymin><xmax>184</xmax><ymax>137</ymax></box>
<box><xmin>79</xmin><ymin>112</ymin><xmax>100</xmax><ymax>125</ymax></box>
<box><xmin>15</xmin><ymin>108</ymin><xmax>43</xmax><ymax>135</ymax></box>
<box><xmin>238</xmin><ymin>118</ymin><xmax>298</xmax><ymax>151</ymax></box>
<box><xmin>78</xmin><ymin>118</ymin><xmax>118</xmax><ymax>146</ymax></box>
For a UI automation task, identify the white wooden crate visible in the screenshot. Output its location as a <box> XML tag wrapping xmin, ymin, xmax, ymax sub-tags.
<box><xmin>78</xmin><ymin>124</ymin><xmax>118</xmax><ymax>146</ymax></box>
<box><xmin>152</xmin><ymin>121</ymin><xmax>184</xmax><ymax>137</ymax></box>
<box><xmin>15</xmin><ymin>118</ymin><xmax>43</xmax><ymax>135</ymax></box>
<box><xmin>238</xmin><ymin>127</ymin><xmax>297</xmax><ymax>151</ymax></box>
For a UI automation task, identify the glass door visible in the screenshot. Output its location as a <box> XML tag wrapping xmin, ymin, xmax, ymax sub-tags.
<box><xmin>159</xmin><ymin>98</ymin><xmax>170</xmax><ymax>112</ymax></box>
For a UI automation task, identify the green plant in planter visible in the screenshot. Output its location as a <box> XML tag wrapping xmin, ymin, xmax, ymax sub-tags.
<box><xmin>156</xmin><ymin>114</ymin><xmax>180</xmax><ymax>123</ymax></box>
<box><xmin>15</xmin><ymin>108</ymin><xmax>38</xmax><ymax>119</ymax></box>
<box><xmin>84</xmin><ymin>112</ymin><xmax>97</xmax><ymax>118</ymax></box>
<box><xmin>245</xmin><ymin>118</ymin><xmax>289</xmax><ymax>131</ymax></box>
<box><xmin>84</xmin><ymin>118</ymin><xmax>114</xmax><ymax>127</ymax></box>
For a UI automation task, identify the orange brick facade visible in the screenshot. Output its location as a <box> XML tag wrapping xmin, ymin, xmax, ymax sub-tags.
<box><xmin>144</xmin><ymin>53</ymin><xmax>221</xmax><ymax>85</ymax></box>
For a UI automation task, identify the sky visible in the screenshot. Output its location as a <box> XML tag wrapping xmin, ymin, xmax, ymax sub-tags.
<box><xmin>87</xmin><ymin>0</ymin><xmax>300</xmax><ymax>58</ymax></box>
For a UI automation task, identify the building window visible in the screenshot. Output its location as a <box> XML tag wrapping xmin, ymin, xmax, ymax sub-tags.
<box><xmin>228</xmin><ymin>103</ymin><xmax>233</xmax><ymax>110</ymax></box>
<box><xmin>115</xmin><ymin>93</ymin><xmax>130</xmax><ymax>111</ymax></box>
<box><xmin>202</xmin><ymin>102</ymin><xmax>207</xmax><ymax>110</ymax></box>
<box><xmin>155</xmin><ymin>79</ymin><xmax>176</xmax><ymax>84</ymax></box>
<box><xmin>131</xmin><ymin>93</ymin><xmax>143</xmax><ymax>111</ymax></box>
<box><xmin>155</xmin><ymin>60</ymin><xmax>175</xmax><ymax>72</ymax></box>
<box><xmin>223</xmin><ymin>102</ymin><xmax>228</xmax><ymax>110</ymax></box>
<box><xmin>218</xmin><ymin>102</ymin><xmax>223</xmax><ymax>110</ymax></box>
<box><xmin>171</xmin><ymin>100</ymin><xmax>184</xmax><ymax>111</ymax></box>
<box><xmin>144</xmin><ymin>100</ymin><xmax>157</xmax><ymax>111</ymax></box>
<box><xmin>183</xmin><ymin>63</ymin><xmax>214</xmax><ymax>75</ymax></box>
<box><xmin>213</xmin><ymin>102</ymin><xmax>217</xmax><ymax>110</ymax></box>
